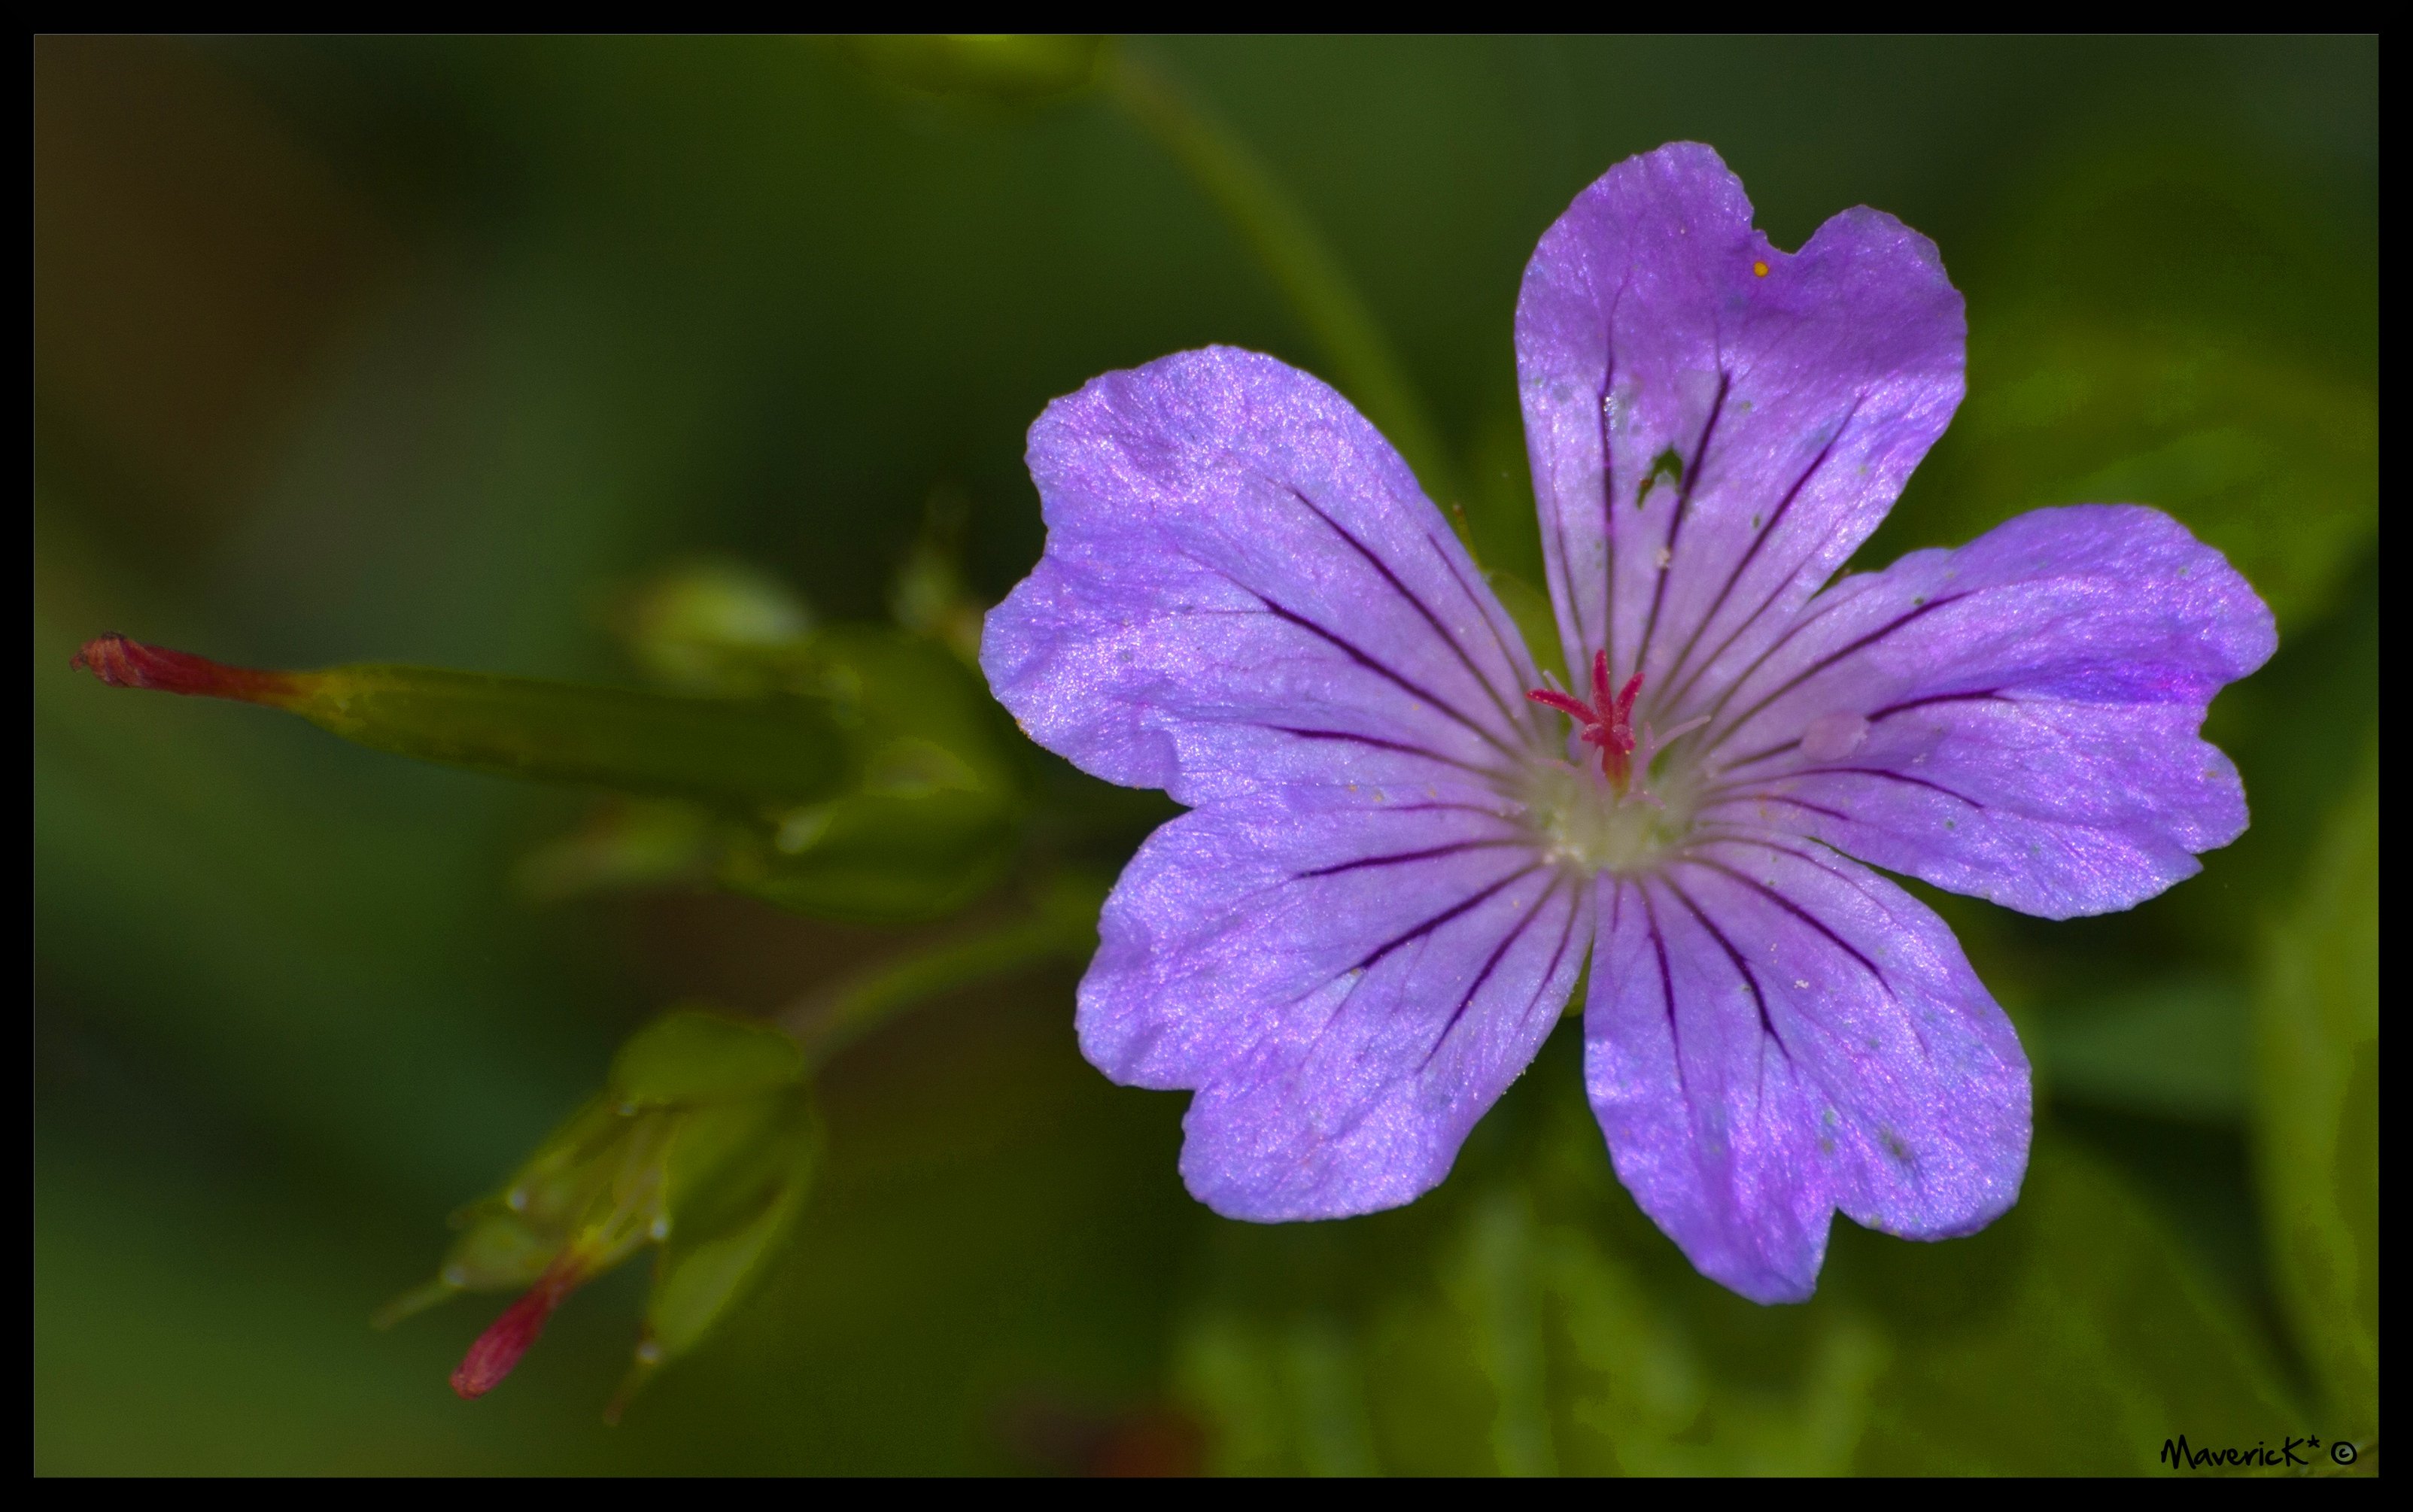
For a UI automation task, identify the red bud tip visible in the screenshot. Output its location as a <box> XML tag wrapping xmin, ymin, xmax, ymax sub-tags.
<box><xmin>450</xmin><ymin>1262</ymin><xmax>583</xmax><ymax>1400</ymax></box>
<box><xmin>71</xmin><ymin>633</ymin><xmax>301</xmax><ymax>704</ymax></box>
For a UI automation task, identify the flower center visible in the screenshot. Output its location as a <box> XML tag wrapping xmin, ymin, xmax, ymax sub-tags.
<box><xmin>1521</xmin><ymin>653</ymin><xmax>1701</xmax><ymax>876</ymax></box>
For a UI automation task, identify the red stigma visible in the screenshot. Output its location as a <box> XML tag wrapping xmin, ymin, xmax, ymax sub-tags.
<box><xmin>70</xmin><ymin>633</ymin><xmax>297</xmax><ymax>704</ymax></box>
<box><xmin>450</xmin><ymin>1256</ymin><xmax>588</xmax><ymax>1400</ymax></box>
<box><xmin>1527</xmin><ymin>650</ymin><xmax>1644</xmax><ymax>786</ymax></box>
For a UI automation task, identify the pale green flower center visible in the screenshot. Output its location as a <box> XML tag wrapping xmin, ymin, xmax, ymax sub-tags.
<box><xmin>1518</xmin><ymin>749</ymin><xmax>1700</xmax><ymax>877</ymax></box>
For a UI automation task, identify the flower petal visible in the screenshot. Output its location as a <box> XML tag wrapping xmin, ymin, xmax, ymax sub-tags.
<box><xmin>1694</xmin><ymin>506</ymin><xmax>2277</xmax><ymax>918</ymax></box>
<box><xmin>1515</xmin><ymin>142</ymin><xmax>1964</xmax><ymax>712</ymax></box>
<box><xmin>983</xmin><ymin>346</ymin><xmax>1542</xmax><ymax>806</ymax></box>
<box><xmin>1083</xmin><ymin>782</ymin><xmax>1589</xmax><ymax>1219</ymax></box>
<box><xmin>1586</xmin><ymin>843</ymin><xmax>2029</xmax><ymax>1304</ymax></box>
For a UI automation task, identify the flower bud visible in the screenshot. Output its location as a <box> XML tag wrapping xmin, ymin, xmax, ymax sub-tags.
<box><xmin>72</xmin><ymin>633</ymin><xmax>851</xmax><ymax>808</ymax></box>
<box><xmin>381</xmin><ymin>1009</ymin><xmax>819</xmax><ymax>1410</ymax></box>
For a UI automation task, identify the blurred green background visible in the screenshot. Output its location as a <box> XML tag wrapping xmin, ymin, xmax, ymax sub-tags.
<box><xmin>34</xmin><ymin>35</ymin><xmax>2375</xmax><ymax>1474</ymax></box>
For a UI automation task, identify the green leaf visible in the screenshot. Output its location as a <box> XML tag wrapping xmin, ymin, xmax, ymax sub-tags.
<box><xmin>1881</xmin><ymin>136</ymin><xmax>2375</xmax><ymax>632</ymax></box>
<box><xmin>1174</xmin><ymin>1313</ymin><xmax>1382</xmax><ymax>1477</ymax></box>
<box><xmin>2254</xmin><ymin>736</ymin><xmax>2378</xmax><ymax>1440</ymax></box>
<box><xmin>609</xmin><ymin>1009</ymin><xmax>804</xmax><ymax>1110</ymax></box>
<box><xmin>1929</xmin><ymin>323</ymin><xmax>2375</xmax><ymax>630</ymax></box>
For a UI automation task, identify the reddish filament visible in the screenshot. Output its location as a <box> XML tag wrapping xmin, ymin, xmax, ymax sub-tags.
<box><xmin>1527</xmin><ymin>650</ymin><xmax>1643</xmax><ymax>787</ymax></box>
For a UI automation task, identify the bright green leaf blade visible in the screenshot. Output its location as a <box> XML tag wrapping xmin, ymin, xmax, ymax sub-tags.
<box><xmin>2254</xmin><ymin>736</ymin><xmax>2378</xmax><ymax>1439</ymax></box>
<box><xmin>610</xmin><ymin>1009</ymin><xmax>805</xmax><ymax>1110</ymax></box>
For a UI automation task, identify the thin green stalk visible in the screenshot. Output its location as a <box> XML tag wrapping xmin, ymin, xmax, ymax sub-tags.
<box><xmin>1105</xmin><ymin>44</ymin><xmax>1465</xmax><ymax>514</ymax></box>
<box><xmin>780</xmin><ymin>871</ymin><xmax>1110</xmax><ymax>1067</ymax></box>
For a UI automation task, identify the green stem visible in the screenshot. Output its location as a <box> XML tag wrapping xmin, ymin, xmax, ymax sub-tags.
<box><xmin>780</xmin><ymin>871</ymin><xmax>1109</xmax><ymax>1067</ymax></box>
<box><xmin>1104</xmin><ymin>44</ymin><xmax>1465</xmax><ymax>514</ymax></box>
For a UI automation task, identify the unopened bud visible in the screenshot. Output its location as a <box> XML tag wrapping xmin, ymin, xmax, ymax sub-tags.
<box><xmin>71</xmin><ymin>633</ymin><xmax>849</xmax><ymax>808</ymax></box>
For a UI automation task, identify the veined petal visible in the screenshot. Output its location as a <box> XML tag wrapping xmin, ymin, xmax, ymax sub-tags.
<box><xmin>1083</xmin><ymin>782</ymin><xmax>1589</xmax><ymax>1219</ymax></box>
<box><xmin>1515</xmin><ymin>143</ymin><xmax>1964</xmax><ymax>712</ymax></box>
<box><xmin>1692</xmin><ymin>506</ymin><xmax>2277</xmax><ymax>918</ymax></box>
<box><xmin>983</xmin><ymin>346</ymin><xmax>1542</xmax><ymax>806</ymax></box>
<box><xmin>1586</xmin><ymin>843</ymin><xmax>2029</xmax><ymax>1304</ymax></box>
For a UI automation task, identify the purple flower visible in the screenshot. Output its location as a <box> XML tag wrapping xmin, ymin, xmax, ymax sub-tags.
<box><xmin>981</xmin><ymin>144</ymin><xmax>2275</xmax><ymax>1302</ymax></box>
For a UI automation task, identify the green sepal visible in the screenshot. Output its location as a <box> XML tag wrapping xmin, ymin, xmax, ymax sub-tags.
<box><xmin>605</xmin><ymin>1088</ymin><xmax>822</xmax><ymax>1418</ymax></box>
<box><xmin>609</xmin><ymin>1008</ymin><xmax>805</xmax><ymax>1111</ymax></box>
<box><xmin>718</xmin><ymin>787</ymin><xmax>1018</xmax><ymax>923</ymax></box>
<box><xmin>647</xmin><ymin>1171</ymin><xmax>808</xmax><ymax>1361</ymax></box>
<box><xmin>435</xmin><ymin>1209</ymin><xmax>561</xmax><ymax>1292</ymax></box>
<box><xmin>652</xmin><ymin>1093</ymin><xmax>819</xmax><ymax>1353</ymax></box>
<box><xmin>482</xmin><ymin>1095</ymin><xmax>623</xmax><ymax>1230</ymax></box>
<box><xmin>1485</xmin><ymin>567</ymin><xmax>1566</xmax><ymax>690</ymax></box>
